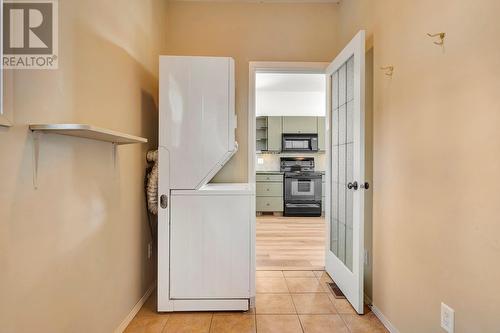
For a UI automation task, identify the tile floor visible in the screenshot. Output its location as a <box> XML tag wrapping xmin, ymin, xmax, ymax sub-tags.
<box><xmin>124</xmin><ymin>270</ymin><xmax>388</xmax><ymax>333</ymax></box>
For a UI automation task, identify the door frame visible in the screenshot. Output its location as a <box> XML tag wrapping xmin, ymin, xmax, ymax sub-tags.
<box><xmin>247</xmin><ymin>62</ymin><xmax>329</xmax><ymax>304</ymax></box>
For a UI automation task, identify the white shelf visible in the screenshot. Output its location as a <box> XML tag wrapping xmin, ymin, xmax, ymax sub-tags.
<box><xmin>29</xmin><ymin>124</ymin><xmax>148</xmax><ymax>145</ymax></box>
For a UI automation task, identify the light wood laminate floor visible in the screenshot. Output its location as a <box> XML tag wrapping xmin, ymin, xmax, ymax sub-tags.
<box><xmin>256</xmin><ymin>215</ymin><xmax>325</xmax><ymax>271</ymax></box>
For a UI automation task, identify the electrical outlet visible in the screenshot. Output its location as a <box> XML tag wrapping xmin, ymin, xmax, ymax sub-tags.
<box><xmin>364</xmin><ymin>250</ymin><xmax>370</xmax><ymax>266</ymax></box>
<box><xmin>441</xmin><ymin>302</ymin><xmax>454</xmax><ymax>333</ymax></box>
<box><xmin>257</xmin><ymin>158</ymin><xmax>264</xmax><ymax>165</ymax></box>
<box><xmin>147</xmin><ymin>242</ymin><xmax>152</xmax><ymax>260</ymax></box>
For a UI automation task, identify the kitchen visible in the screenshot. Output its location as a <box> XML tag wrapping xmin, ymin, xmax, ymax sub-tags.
<box><xmin>255</xmin><ymin>72</ymin><xmax>327</xmax><ymax>271</ymax></box>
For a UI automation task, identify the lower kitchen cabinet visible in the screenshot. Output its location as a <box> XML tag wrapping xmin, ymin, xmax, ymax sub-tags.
<box><xmin>256</xmin><ymin>173</ymin><xmax>284</xmax><ymax>213</ymax></box>
<box><xmin>256</xmin><ymin>182</ymin><xmax>283</xmax><ymax>196</ymax></box>
<box><xmin>256</xmin><ymin>196</ymin><xmax>284</xmax><ymax>212</ymax></box>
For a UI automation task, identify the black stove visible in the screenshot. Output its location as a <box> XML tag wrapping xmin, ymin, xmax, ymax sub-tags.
<box><xmin>280</xmin><ymin>157</ymin><xmax>322</xmax><ymax>217</ymax></box>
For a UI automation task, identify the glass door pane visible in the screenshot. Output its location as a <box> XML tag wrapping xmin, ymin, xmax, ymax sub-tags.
<box><xmin>330</xmin><ymin>55</ymin><xmax>355</xmax><ymax>272</ymax></box>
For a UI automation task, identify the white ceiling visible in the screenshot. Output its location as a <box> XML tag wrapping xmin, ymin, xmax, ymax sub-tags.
<box><xmin>256</xmin><ymin>73</ymin><xmax>326</xmax><ymax>117</ymax></box>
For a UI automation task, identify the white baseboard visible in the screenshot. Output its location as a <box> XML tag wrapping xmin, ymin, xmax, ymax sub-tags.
<box><xmin>114</xmin><ymin>282</ymin><xmax>156</xmax><ymax>333</ymax></box>
<box><xmin>364</xmin><ymin>293</ymin><xmax>372</xmax><ymax>306</ymax></box>
<box><xmin>369</xmin><ymin>304</ymin><xmax>400</xmax><ymax>333</ymax></box>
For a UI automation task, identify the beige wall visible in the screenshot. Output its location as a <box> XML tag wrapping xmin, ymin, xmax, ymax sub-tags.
<box><xmin>339</xmin><ymin>0</ymin><xmax>500</xmax><ymax>332</ymax></box>
<box><xmin>164</xmin><ymin>1</ymin><xmax>341</xmax><ymax>183</ymax></box>
<box><xmin>0</xmin><ymin>1</ymin><xmax>166</xmax><ymax>332</ymax></box>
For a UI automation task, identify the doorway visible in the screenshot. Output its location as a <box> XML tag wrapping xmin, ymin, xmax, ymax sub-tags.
<box><xmin>248</xmin><ymin>63</ymin><xmax>329</xmax><ymax>272</ymax></box>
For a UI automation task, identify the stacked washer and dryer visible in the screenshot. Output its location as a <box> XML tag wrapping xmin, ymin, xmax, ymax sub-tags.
<box><xmin>157</xmin><ymin>56</ymin><xmax>254</xmax><ymax>312</ymax></box>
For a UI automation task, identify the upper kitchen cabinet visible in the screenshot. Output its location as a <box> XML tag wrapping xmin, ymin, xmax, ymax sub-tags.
<box><xmin>283</xmin><ymin>116</ymin><xmax>317</xmax><ymax>134</ymax></box>
<box><xmin>267</xmin><ymin>116</ymin><xmax>282</xmax><ymax>151</ymax></box>
<box><xmin>256</xmin><ymin>116</ymin><xmax>268</xmax><ymax>152</ymax></box>
<box><xmin>258</xmin><ymin>116</ymin><xmax>325</xmax><ymax>152</ymax></box>
<box><xmin>317</xmin><ymin>117</ymin><xmax>325</xmax><ymax>151</ymax></box>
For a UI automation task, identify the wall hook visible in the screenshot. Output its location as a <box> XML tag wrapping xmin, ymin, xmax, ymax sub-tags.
<box><xmin>380</xmin><ymin>66</ymin><xmax>394</xmax><ymax>77</ymax></box>
<box><xmin>427</xmin><ymin>32</ymin><xmax>446</xmax><ymax>46</ymax></box>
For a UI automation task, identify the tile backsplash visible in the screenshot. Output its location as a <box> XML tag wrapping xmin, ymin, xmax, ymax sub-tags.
<box><xmin>256</xmin><ymin>152</ymin><xmax>326</xmax><ymax>172</ymax></box>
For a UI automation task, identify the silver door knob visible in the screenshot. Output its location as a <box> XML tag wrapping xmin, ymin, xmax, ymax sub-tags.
<box><xmin>347</xmin><ymin>182</ymin><xmax>358</xmax><ymax>190</ymax></box>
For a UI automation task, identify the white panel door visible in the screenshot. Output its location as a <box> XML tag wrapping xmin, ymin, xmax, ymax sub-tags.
<box><xmin>325</xmin><ymin>31</ymin><xmax>366</xmax><ymax>314</ymax></box>
<box><xmin>170</xmin><ymin>193</ymin><xmax>251</xmax><ymax>299</ymax></box>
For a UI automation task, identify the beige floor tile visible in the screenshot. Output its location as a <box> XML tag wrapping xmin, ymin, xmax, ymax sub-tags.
<box><xmin>256</xmin><ymin>294</ymin><xmax>296</xmax><ymax>314</ymax></box>
<box><xmin>285</xmin><ymin>277</ymin><xmax>325</xmax><ymax>293</ymax></box>
<box><xmin>341</xmin><ymin>312</ymin><xmax>388</xmax><ymax>333</ymax></box>
<box><xmin>256</xmin><ymin>315</ymin><xmax>303</xmax><ymax>333</ymax></box>
<box><xmin>209</xmin><ymin>314</ymin><xmax>256</xmax><ymax>333</ymax></box>
<box><xmin>318</xmin><ymin>273</ymin><xmax>333</xmax><ymax>283</ymax></box>
<box><xmin>326</xmin><ymin>293</ymin><xmax>371</xmax><ymax>315</ymax></box>
<box><xmin>124</xmin><ymin>316</ymin><xmax>168</xmax><ymax>333</ymax></box>
<box><xmin>313</xmin><ymin>271</ymin><xmax>324</xmax><ymax>278</ymax></box>
<box><xmin>318</xmin><ymin>280</ymin><xmax>333</xmax><ymax>293</ymax></box>
<box><xmin>256</xmin><ymin>271</ymin><xmax>284</xmax><ymax>278</ymax></box>
<box><xmin>299</xmin><ymin>314</ymin><xmax>349</xmax><ymax>333</ymax></box>
<box><xmin>256</xmin><ymin>277</ymin><xmax>289</xmax><ymax>293</ymax></box>
<box><xmin>214</xmin><ymin>307</ymin><xmax>255</xmax><ymax>316</ymax></box>
<box><xmin>314</xmin><ymin>271</ymin><xmax>333</xmax><ymax>291</ymax></box>
<box><xmin>283</xmin><ymin>270</ymin><xmax>316</xmax><ymax>278</ymax></box>
<box><xmin>327</xmin><ymin>294</ymin><xmax>358</xmax><ymax>315</ymax></box>
<box><xmin>314</xmin><ymin>271</ymin><xmax>334</xmax><ymax>282</ymax></box>
<box><xmin>163</xmin><ymin>313</ymin><xmax>213</xmax><ymax>333</ymax></box>
<box><xmin>292</xmin><ymin>293</ymin><xmax>337</xmax><ymax>314</ymax></box>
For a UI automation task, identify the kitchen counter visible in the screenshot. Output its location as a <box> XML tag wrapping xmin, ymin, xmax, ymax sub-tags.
<box><xmin>256</xmin><ymin>171</ymin><xmax>284</xmax><ymax>175</ymax></box>
<box><xmin>256</xmin><ymin>171</ymin><xmax>325</xmax><ymax>175</ymax></box>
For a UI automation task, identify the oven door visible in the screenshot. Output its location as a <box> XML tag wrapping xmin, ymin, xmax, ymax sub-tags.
<box><xmin>284</xmin><ymin>174</ymin><xmax>322</xmax><ymax>202</ymax></box>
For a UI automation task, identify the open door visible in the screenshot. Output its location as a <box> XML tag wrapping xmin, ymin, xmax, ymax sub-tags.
<box><xmin>325</xmin><ymin>30</ymin><xmax>366</xmax><ymax>314</ymax></box>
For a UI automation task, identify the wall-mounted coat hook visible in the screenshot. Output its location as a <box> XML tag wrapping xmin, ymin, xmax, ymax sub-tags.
<box><xmin>427</xmin><ymin>32</ymin><xmax>446</xmax><ymax>46</ymax></box>
<box><xmin>380</xmin><ymin>66</ymin><xmax>394</xmax><ymax>77</ymax></box>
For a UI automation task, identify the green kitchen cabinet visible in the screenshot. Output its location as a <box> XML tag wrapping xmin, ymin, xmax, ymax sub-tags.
<box><xmin>267</xmin><ymin>116</ymin><xmax>282</xmax><ymax>151</ymax></box>
<box><xmin>317</xmin><ymin>116</ymin><xmax>326</xmax><ymax>151</ymax></box>
<box><xmin>256</xmin><ymin>116</ymin><xmax>268</xmax><ymax>151</ymax></box>
<box><xmin>256</xmin><ymin>172</ymin><xmax>284</xmax><ymax>213</ymax></box>
<box><xmin>256</xmin><ymin>182</ymin><xmax>283</xmax><ymax>197</ymax></box>
<box><xmin>256</xmin><ymin>174</ymin><xmax>283</xmax><ymax>182</ymax></box>
<box><xmin>282</xmin><ymin>116</ymin><xmax>317</xmax><ymax>134</ymax></box>
<box><xmin>256</xmin><ymin>197</ymin><xmax>283</xmax><ymax>212</ymax></box>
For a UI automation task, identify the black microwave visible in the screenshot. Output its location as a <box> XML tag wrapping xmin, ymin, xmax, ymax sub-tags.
<box><xmin>282</xmin><ymin>133</ymin><xmax>318</xmax><ymax>152</ymax></box>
